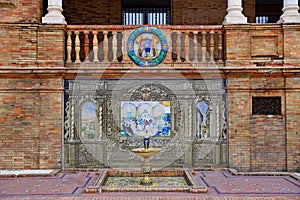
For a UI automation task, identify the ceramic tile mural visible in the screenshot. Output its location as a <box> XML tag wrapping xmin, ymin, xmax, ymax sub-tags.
<box><xmin>120</xmin><ymin>101</ymin><xmax>171</xmax><ymax>137</ymax></box>
<box><xmin>105</xmin><ymin>176</ymin><xmax>188</xmax><ymax>187</ymax></box>
<box><xmin>81</xmin><ymin>102</ymin><xmax>96</xmax><ymax>139</ymax></box>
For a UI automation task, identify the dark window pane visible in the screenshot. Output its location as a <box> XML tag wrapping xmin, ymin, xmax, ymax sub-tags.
<box><xmin>252</xmin><ymin>97</ymin><xmax>281</xmax><ymax>115</ymax></box>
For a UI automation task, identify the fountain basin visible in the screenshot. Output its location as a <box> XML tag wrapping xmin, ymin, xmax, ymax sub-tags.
<box><xmin>131</xmin><ymin>147</ymin><xmax>161</xmax><ymax>157</ymax></box>
<box><xmin>85</xmin><ymin>169</ymin><xmax>207</xmax><ymax>193</ymax></box>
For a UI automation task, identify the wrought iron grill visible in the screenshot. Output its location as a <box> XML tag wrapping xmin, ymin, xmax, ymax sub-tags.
<box><xmin>122</xmin><ymin>8</ymin><xmax>170</xmax><ymax>25</ymax></box>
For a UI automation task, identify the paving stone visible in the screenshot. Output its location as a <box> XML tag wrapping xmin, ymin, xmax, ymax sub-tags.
<box><xmin>0</xmin><ymin>170</ymin><xmax>299</xmax><ymax>199</ymax></box>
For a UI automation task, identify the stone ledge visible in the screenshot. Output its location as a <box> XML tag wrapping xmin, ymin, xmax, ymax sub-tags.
<box><xmin>0</xmin><ymin>169</ymin><xmax>60</xmax><ymax>178</ymax></box>
<box><xmin>227</xmin><ymin>168</ymin><xmax>300</xmax><ymax>182</ymax></box>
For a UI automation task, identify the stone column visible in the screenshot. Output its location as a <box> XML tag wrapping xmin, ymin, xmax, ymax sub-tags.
<box><xmin>42</xmin><ymin>0</ymin><xmax>66</xmax><ymax>24</ymax></box>
<box><xmin>278</xmin><ymin>0</ymin><xmax>300</xmax><ymax>23</ymax></box>
<box><xmin>223</xmin><ymin>0</ymin><xmax>247</xmax><ymax>24</ymax></box>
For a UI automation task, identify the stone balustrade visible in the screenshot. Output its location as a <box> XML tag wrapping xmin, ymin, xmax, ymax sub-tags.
<box><xmin>66</xmin><ymin>25</ymin><xmax>224</xmax><ymax>66</ymax></box>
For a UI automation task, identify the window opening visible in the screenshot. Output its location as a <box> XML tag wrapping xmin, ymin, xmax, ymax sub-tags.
<box><xmin>122</xmin><ymin>0</ymin><xmax>170</xmax><ymax>25</ymax></box>
<box><xmin>252</xmin><ymin>97</ymin><xmax>281</xmax><ymax>115</ymax></box>
<box><xmin>255</xmin><ymin>0</ymin><xmax>283</xmax><ymax>23</ymax></box>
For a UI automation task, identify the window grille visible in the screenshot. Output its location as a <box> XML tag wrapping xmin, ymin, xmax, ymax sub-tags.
<box><xmin>122</xmin><ymin>8</ymin><xmax>170</xmax><ymax>25</ymax></box>
<box><xmin>252</xmin><ymin>97</ymin><xmax>281</xmax><ymax>115</ymax></box>
<box><xmin>255</xmin><ymin>16</ymin><xmax>279</xmax><ymax>23</ymax></box>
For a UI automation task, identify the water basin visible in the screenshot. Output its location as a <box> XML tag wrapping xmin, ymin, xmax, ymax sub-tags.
<box><xmin>85</xmin><ymin>169</ymin><xmax>207</xmax><ymax>193</ymax></box>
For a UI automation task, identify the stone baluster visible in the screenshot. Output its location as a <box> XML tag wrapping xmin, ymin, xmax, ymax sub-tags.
<box><xmin>103</xmin><ymin>31</ymin><xmax>109</xmax><ymax>62</ymax></box>
<box><xmin>170</xmin><ymin>31</ymin><xmax>176</xmax><ymax>62</ymax></box>
<box><xmin>201</xmin><ymin>31</ymin><xmax>207</xmax><ymax>63</ymax></box>
<box><xmin>209</xmin><ymin>31</ymin><xmax>215</xmax><ymax>63</ymax></box>
<box><xmin>218</xmin><ymin>31</ymin><xmax>223</xmax><ymax>62</ymax></box>
<box><xmin>93</xmin><ymin>31</ymin><xmax>99</xmax><ymax>62</ymax></box>
<box><xmin>84</xmin><ymin>31</ymin><xmax>90</xmax><ymax>62</ymax></box>
<box><xmin>112</xmin><ymin>31</ymin><xmax>118</xmax><ymax>61</ymax></box>
<box><xmin>66</xmin><ymin>31</ymin><xmax>72</xmax><ymax>63</ymax></box>
<box><xmin>184</xmin><ymin>32</ymin><xmax>190</xmax><ymax>62</ymax></box>
<box><xmin>122</xmin><ymin>31</ymin><xmax>129</xmax><ymax>62</ymax></box>
<box><xmin>74</xmin><ymin>31</ymin><xmax>80</xmax><ymax>63</ymax></box>
<box><xmin>176</xmin><ymin>32</ymin><xmax>181</xmax><ymax>62</ymax></box>
<box><xmin>193</xmin><ymin>31</ymin><xmax>198</xmax><ymax>62</ymax></box>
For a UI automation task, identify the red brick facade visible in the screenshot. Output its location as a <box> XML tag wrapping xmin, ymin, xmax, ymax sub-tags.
<box><xmin>0</xmin><ymin>0</ymin><xmax>299</xmax><ymax>172</ymax></box>
<box><xmin>63</xmin><ymin>0</ymin><xmax>256</xmax><ymax>25</ymax></box>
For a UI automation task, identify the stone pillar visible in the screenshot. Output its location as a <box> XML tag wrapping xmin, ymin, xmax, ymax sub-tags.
<box><xmin>278</xmin><ymin>0</ymin><xmax>300</xmax><ymax>23</ymax></box>
<box><xmin>42</xmin><ymin>0</ymin><xmax>66</xmax><ymax>24</ymax></box>
<box><xmin>223</xmin><ymin>0</ymin><xmax>247</xmax><ymax>24</ymax></box>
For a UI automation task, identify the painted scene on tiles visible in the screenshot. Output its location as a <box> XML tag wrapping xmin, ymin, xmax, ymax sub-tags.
<box><xmin>120</xmin><ymin>101</ymin><xmax>171</xmax><ymax>137</ymax></box>
<box><xmin>81</xmin><ymin>102</ymin><xmax>97</xmax><ymax>139</ymax></box>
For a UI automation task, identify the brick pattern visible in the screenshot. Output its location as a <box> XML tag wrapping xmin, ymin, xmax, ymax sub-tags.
<box><xmin>250</xmin><ymin>116</ymin><xmax>286</xmax><ymax>172</ymax></box>
<box><xmin>283</xmin><ymin>26</ymin><xmax>300</xmax><ymax>66</ymax></box>
<box><xmin>227</xmin><ymin>77</ymin><xmax>251</xmax><ymax>172</ymax></box>
<box><xmin>173</xmin><ymin>0</ymin><xmax>227</xmax><ymax>25</ymax></box>
<box><xmin>225</xmin><ymin>25</ymin><xmax>285</xmax><ymax>67</ymax></box>
<box><xmin>0</xmin><ymin>0</ymin><xmax>42</xmax><ymax>23</ymax></box>
<box><xmin>37</xmin><ymin>25</ymin><xmax>65</xmax><ymax>67</ymax></box>
<box><xmin>0</xmin><ymin>24</ymin><xmax>65</xmax><ymax>68</ymax></box>
<box><xmin>285</xmin><ymin>77</ymin><xmax>300</xmax><ymax>172</ymax></box>
<box><xmin>0</xmin><ymin>0</ymin><xmax>300</xmax><ymax>172</ymax></box>
<box><xmin>63</xmin><ymin>0</ymin><xmax>120</xmax><ymax>25</ymax></box>
<box><xmin>0</xmin><ymin>78</ymin><xmax>63</xmax><ymax>169</ymax></box>
<box><xmin>63</xmin><ymin>0</ymin><xmax>255</xmax><ymax>25</ymax></box>
<box><xmin>0</xmin><ymin>24</ymin><xmax>38</xmax><ymax>67</ymax></box>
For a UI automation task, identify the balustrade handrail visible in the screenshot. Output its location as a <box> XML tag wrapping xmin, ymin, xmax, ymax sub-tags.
<box><xmin>65</xmin><ymin>25</ymin><xmax>224</xmax><ymax>66</ymax></box>
<box><xmin>66</xmin><ymin>25</ymin><xmax>223</xmax><ymax>31</ymax></box>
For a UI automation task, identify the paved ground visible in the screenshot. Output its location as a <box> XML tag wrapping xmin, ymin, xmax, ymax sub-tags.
<box><xmin>0</xmin><ymin>170</ymin><xmax>299</xmax><ymax>199</ymax></box>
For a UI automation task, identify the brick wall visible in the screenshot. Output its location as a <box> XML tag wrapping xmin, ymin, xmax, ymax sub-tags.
<box><xmin>225</xmin><ymin>24</ymin><xmax>300</xmax><ymax>172</ymax></box>
<box><xmin>283</xmin><ymin>25</ymin><xmax>300</xmax><ymax>66</ymax></box>
<box><xmin>63</xmin><ymin>0</ymin><xmax>256</xmax><ymax>25</ymax></box>
<box><xmin>286</xmin><ymin>77</ymin><xmax>300</xmax><ymax>171</ymax></box>
<box><xmin>250</xmin><ymin>116</ymin><xmax>286</xmax><ymax>171</ymax></box>
<box><xmin>0</xmin><ymin>24</ymin><xmax>65</xmax><ymax>67</ymax></box>
<box><xmin>172</xmin><ymin>0</ymin><xmax>228</xmax><ymax>25</ymax></box>
<box><xmin>0</xmin><ymin>77</ymin><xmax>63</xmax><ymax>169</ymax></box>
<box><xmin>0</xmin><ymin>24</ymin><xmax>39</xmax><ymax>67</ymax></box>
<box><xmin>37</xmin><ymin>25</ymin><xmax>65</xmax><ymax>67</ymax></box>
<box><xmin>63</xmin><ymin>0</ymin><xmax>121</xmax><ymax>25</ymax></box>
<box><xmin>227</xmin><ymin>76</ymin><xmax>251</xmax><ymax>171</ymax></box>
<box><xmin>0</xmin><ymin>22</ymin><xmax>65</xmax><ymax>169</ymax></box>
<box><xmin>0</xmin><ymin>0</ymin><xmax>42</xmax><ymax>23</ymax></box>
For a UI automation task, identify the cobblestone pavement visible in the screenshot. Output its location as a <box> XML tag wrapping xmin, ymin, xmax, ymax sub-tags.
<box><xmin>0</xmin><ymin>170</ymin><xmax>299</xmax><ymax>200</ymax></box>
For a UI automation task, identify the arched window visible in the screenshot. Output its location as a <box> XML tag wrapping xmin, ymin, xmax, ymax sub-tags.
<box><xmin>122</xmin><ymin>0</ymin><xmax>171</xmax><ymax>25</ymax></box>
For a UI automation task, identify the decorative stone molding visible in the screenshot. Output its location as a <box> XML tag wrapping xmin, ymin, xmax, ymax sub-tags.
<box><xmin>278</xmin><ymin>0</ymin><xmax>300</xmax><ymax>23</ymax></box>
<box><xmin>223</xmin><ymin>0</ymin><xmax>247</xmax><ymax>24</ymax></box>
